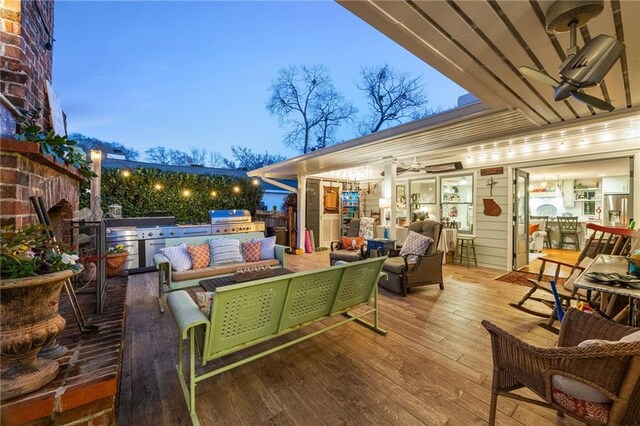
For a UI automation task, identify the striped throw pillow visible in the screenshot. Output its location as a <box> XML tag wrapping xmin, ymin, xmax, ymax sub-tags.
<box><xmin>251</xmin><ymin>236</ymin><xmax>276</xmax><ymax>260</ymax></box>
<box><xmin>210</xmin><ymin>239</ymin><xmax>243</xmax><ymax>266</ymax></box>
<box><xmin>160</xmin><ymin>243</ymin><xmax>192</xmax><ymax>271</ymax></box>
<box><xmin>187</xmin><ymin>243</ymin><xmax>210</xmax><ymax>269</ymax></box>
<box><xmin>241</xmin><ymin>241</ymin><xmax>262</xmax><ymax>263</ymax></box>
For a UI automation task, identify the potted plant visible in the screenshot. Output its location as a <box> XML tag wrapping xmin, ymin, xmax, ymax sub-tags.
<box><xmin>0</xmin><ymin>225</ymin><xmax>82</xmax><ymax>401</ymax></box>
<box><xmin>106</xmin><ymin>244</ymin><xmax>128</xmax><ymax>277</ymax></box>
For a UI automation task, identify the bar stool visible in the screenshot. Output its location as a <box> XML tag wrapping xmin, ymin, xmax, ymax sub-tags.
<box><xmin>456</xmin><ymin>235</ymin><xmax>477</xmax><ymax>268</ymax></box>
<box><xmin>557</xmin><ymin>216</ymin><xmax>580</xmax><ymax>250</ymax></box>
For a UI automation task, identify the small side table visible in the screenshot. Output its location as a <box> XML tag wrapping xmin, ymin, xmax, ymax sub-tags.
<box><xmin>366</xmin><ymin>238</ymin><xmax>396</xmax><ymax>257</ymax></box>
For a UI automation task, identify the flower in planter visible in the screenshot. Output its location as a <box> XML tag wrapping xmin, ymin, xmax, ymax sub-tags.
<box><xmin>106</xmin><ymin>244</ymin><xmax>128</xmax><ymax>255</ymax></box>
<box><xmin>0</xmin><ymin>225</ymin><xmax>82</xmax><ymax>279</ymax></box>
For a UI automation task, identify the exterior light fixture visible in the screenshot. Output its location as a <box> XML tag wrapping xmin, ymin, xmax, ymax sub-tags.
<box><xmin>121</xmin><ymin>170</ymin><xmax>131</xmax><ymax>178</ymax></box>
<box><xmin>90</xmin><ymin>150</ymin><xmax>102</xmax><ymax>160</ymax></box>
<box><xmin>153</xmin><ymin>183</ymin><xmax>163</xmax><ymax>190</ymax></box>
<box><xmin>182</xmin><ymin>189</ymin><xmax>191</xmax><ymax>197</ymax></box>
<box><xmin>232</xmin><ymin>186</ymin><xmax>240</xmax><ymax>193</ymax></box>
<box><xmin>210</xmin><ymin>190</ymin><xmax>218</xmax><ymax>197</ymax></box>
<box><xmin>252</xmin><ymin>178</ymin><xmax>259</xmax><ymax>186</ymax></box>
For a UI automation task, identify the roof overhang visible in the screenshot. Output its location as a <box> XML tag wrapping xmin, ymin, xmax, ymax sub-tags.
<box><xmin>337</xmin><ymin>0</ymin><xmax>639</xmax><ymax>125</ymax></box>
<box><xmin>250</xmin><ymin>103</ymin><xmax>640</xmax><ymax>180</ymax></box>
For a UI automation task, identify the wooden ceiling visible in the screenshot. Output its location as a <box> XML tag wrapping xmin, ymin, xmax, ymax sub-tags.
<box><xmin>338</xmin><ymin>0</ymin><xmax>639</xmax><ymax>125</ymax></box>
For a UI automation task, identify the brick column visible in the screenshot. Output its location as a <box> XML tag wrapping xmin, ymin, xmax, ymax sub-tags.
<box><xmin>1</xmin><ymin>0</ymin><xmax>55</xmax><ymax>129</ymax></box>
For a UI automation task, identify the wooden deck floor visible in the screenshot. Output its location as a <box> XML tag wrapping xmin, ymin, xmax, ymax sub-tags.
<box><xmin>118</xmin><ymin>251</ymin><xmax>583</xmax><ymax>425</ymax></box>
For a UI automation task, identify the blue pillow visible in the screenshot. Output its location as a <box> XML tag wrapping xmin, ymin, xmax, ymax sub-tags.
<box><xmin>160</xmin><ymin>243</ymin><xmax>192</xmax><ymax>271</ymax></box>
<box><xmin>251</xmin><ymin>236</ymin><xmax>276</xmax><ymax>260</ymax></box>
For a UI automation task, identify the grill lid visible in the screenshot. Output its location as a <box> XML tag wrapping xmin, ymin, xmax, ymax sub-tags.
<box><xmin>209</xmin><ymin>209</ymin><xmax>252</xmax><ymax>224</ymax></box>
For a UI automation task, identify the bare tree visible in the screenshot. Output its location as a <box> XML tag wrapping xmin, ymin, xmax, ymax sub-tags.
<box><xmin>231</xmin><ymin>147</ymin><xmax>287</xmax><ymax>170</ymax></box>
<box><xmin>145</xmin><ymin>146</ymin><xmax>170</xmax><ymax>164</ymax></box>
<box><xmin>314</xmin><ymin>88</ymin><xmax>357</xmax><ymax>150</ymax></box>
<box><xmin>189</xmin><ymin>147</ymin><xmax>208</xmax><ymax>166</ymax></box>
<box><xmin>357</xmin><ymin>64</ymin><xmax>429</xmax><ymax>134</ymax></box>
<box><xmin>267</xmin><ymin>65</ymin><xmax>354</xmax><ymax>154</ymax></box>
<box><xmin>208</xmin><ymin>152</ymin><xmax>235</xmax><ymax>169</ymax></box>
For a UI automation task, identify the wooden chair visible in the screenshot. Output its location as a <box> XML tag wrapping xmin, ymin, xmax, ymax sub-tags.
<box><xmin>378</xmin><ymin>220</ymin><xmax>443</xmax><ymax>296</ymax></box>
<box><xmin>510</xmin><ymin>223</ymin><xmax>637</xmax><ymax>331</ymax></box>
<box><xmin>482</xmin><ymin>309</ymin><xmax>640</xmax><ymax>426</ymax></box>
<box><xmin>557</xmin><ymin>216</ymin><xmax>580</xmax><ymax>250</ymax></box>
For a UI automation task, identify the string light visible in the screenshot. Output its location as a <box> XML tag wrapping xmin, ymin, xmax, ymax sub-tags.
<box><xmin>210</xmin><ymin>190</ymin><xmax>217</xmax><ymax>197</ymax></box>
<box><xmin>182</xmin><ymin>189</ymin><xmax>191</xmax><ymax>197</ymax></box>
<box><xmin>121</xmin><ymin>170</ymin><xmax>131</xmax><ymax>178</ymax></box>
<box><xmin>252</xmin><ymin>179</ymin><xmax>259</xmax><ymax>186</ymax></box>
<box><xmin>233</xmin><ymin>186</ymin><xmax>240</xmax><ymax>193</ymax></box>
<box><xmin>153</xmin><ymin>183</ymin><xmax>163</xmax><ymax>190</ymax></box>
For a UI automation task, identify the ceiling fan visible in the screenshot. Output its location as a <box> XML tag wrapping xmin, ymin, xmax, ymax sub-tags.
<box><xmin>380</xmin><ymin>157</ymin><xmax>425</xmax><ymax>176</ymax></box>
<box><xmin>519</xmin><ymin>0</ymin><xmax>624</xmax><ymax>112</ymax></box>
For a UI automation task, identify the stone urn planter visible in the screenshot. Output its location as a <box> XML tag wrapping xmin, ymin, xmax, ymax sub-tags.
<box><xmin>0</xmin><ymin>269</ymin><xmax>73</xmax><ymax>401</ymax></box>
<box><xmin>106</xmin><ymin>252</ymin><xmax>128</xmax><ymax>277</ymax></box>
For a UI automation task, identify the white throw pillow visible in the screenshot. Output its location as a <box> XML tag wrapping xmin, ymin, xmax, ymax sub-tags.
<box><xmin>620</xmin><ymin>330</ymin><xmax>640</xmax><ymax>343</ymax></box>
<box><xmin>160</xmin><ymin>243</ymin><xmax>192</xmax><ymax>271</ymax></box>
<box><xmin>210</xmin><ymin>239</ymin><xmax>243</xmax><ymax>266</ymax></box>
<box><xmin>399</xmin><ymin>231</ymin><xmax>433</xmax><ymax>263</ymax></box>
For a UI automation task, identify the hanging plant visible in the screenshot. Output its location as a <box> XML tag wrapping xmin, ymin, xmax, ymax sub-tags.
<box><xmin>15</xmin><ymin>108</ymin><xmax>96</xmax><ymax>179</ymax></box>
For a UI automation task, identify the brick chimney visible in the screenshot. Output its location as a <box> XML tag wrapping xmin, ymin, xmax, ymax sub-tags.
<box><xmin>1</xmin><ymin>0</ymin><xmax>55</xmax><ymax>130</ymax></box>
<box><xmin>1</xmin><ymin>1</ymin><xmax>81</xmax><ymax>228</ymax></box>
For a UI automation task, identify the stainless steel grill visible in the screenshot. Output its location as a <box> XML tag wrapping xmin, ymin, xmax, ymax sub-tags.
<box><xmin>106</xmin><ymin>210</ymin><xmax>265</xmax><ymax>274</ymax></box>
<box><xmin>209</xmin><ymin>209</ymin><xmax>265</xmax><ymax>235</ymax></box>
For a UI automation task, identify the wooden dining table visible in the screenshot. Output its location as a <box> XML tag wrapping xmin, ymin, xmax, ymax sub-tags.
<box><xmin>574</xmin><ymin>254</ymin><xmax>640</xmax><ymax>326</ymax></box>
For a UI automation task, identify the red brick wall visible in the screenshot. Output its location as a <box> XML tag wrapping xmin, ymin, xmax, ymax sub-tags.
<box><xmin>0</xmin><ymin>0</ymin><xmax>54</xmax><ymax>130</ymax></box>
<box><xmin>0</xmin><ymin>151</ymin><xmax>79</xmax><ymax>228</ymax></box>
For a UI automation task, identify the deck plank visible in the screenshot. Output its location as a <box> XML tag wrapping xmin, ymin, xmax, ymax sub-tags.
<box><xmin>118</xmin><ymin>250</ymin><xmax>584</xmax><ymax>425</ymax></box>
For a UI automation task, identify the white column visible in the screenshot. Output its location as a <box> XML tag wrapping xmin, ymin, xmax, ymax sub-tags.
<box><xmin>382</xmin><ymin>157</ymin><xmax>397</xmax><ymax>239</ymax></box>
<box><xmin>90</xmin><ymin>150</ymin><xmax>102</xmax><ymax>214</ymax></box>
<box><xmin>297</xmin><ymin>175</ymin><xmax>307</xmax><ymax>250</ymax></box>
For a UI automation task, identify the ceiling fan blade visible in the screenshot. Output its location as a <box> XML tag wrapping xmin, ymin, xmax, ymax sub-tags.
<box><xmin>519</xmin><ymin>66</ymin><xmax>559</xmax><ymax>87</ymax></box>
<box><xmin>569</xmin><ymin>91</ymin><xmax>615</xmax><ymax>111</ymax></box>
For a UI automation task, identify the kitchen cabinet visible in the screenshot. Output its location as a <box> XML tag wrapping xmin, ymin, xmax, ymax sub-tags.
<box><xmin>602</xmin><ymin>176</ymin><xmax>630</xmax><ymax>193</ymax></box>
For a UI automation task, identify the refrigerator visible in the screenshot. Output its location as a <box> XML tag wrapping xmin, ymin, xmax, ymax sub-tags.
<box><xmin>340</xmin><ymin>191</ymin><xmax>360</xmax><ymax>235</ymax></box>
<box><xmin>603</xmin><ymin>194</ymin><xmax>629</xmax><ymax>227</ymax></box>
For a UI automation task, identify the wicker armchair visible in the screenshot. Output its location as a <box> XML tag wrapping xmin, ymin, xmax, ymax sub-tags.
<box><xmin>482</xmin><ymin>309</ymin><xmax>640</xmax><ymax>426</ymax></box>
<box><xmin>378</xmin><ymin>220</ymin><xmax>443</xmax><ymax>296</ymax></box>
<box><xmin>510</xmin><ymin>223</ymin><xmax>637</xmax><ymax>331</ymax></box>
<box><xmin>329</xmin><ymin>219</ymin><xmax>367</xmax><ymax>265</ymax></box>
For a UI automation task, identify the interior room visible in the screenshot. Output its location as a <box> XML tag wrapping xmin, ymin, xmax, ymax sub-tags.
<box><xmin>519</xmin><ymin>157</ymin><xmax>632</xmax><ymax>267</ymax></box>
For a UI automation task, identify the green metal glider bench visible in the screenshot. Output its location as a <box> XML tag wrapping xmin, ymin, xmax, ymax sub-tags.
<box><xmin>167</xmin><ymin>256</ymin><xmax>388</xmax><ymax>425</ymax></box>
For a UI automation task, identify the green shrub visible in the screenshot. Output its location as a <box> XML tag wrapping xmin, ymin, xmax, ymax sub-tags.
<box><xmin>100</xmin><ymin>168</ymin><xmax>263</xmax><ymax>223</ymax></box>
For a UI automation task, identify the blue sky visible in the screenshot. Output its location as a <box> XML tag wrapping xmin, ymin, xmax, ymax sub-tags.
<box><xmin>53</xmin><ymin>1</ymin><xmax>467</xmax><ymax>160</ymax></box>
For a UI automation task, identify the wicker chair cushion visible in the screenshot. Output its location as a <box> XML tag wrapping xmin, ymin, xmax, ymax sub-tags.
<box><xmin>382</xmin><ymin>256</ymin><xmax>412</xmax><ymax>274</ymax></box>
<box><xmin>399</xmin><ymin>231</ymin><xmax>432</xmax><ymax>262</ymax></box>
<box><xmin>551</xmin><ymin>386</ymin><xmax>609</xmax><ymax>425</ymax></box>
<box><xmin>329</xmin><ymin>250</ymin><xmax>361</xmax><ymax>263</ymax></box>
<box><xmin>550</xmin><ymin>333</ymin><xmax>640</xmax><ymax>404</ymax></box>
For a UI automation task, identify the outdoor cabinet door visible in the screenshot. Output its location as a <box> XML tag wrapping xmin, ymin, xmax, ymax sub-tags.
<box><xmin>513</xmin><ymin>170</ymin><xmax>529</xmax><ymax>270</ymax></box>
